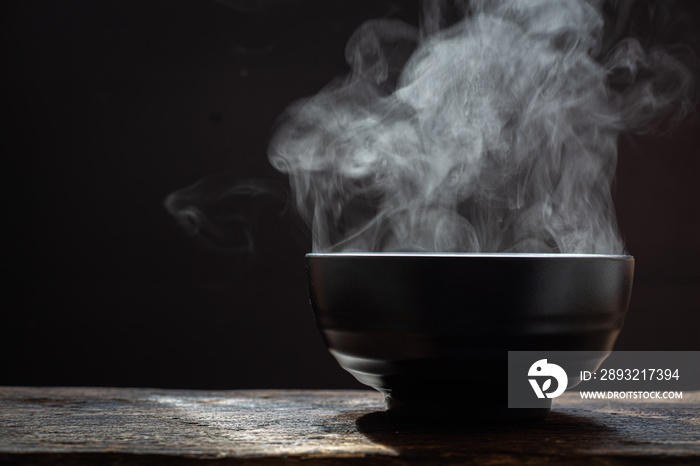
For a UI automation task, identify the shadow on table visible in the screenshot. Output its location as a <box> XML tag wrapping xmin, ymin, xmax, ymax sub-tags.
<box><xmin>353</xmin><ymin>410</ymin><xmax>615</xmax><ymax>457</ymax></box>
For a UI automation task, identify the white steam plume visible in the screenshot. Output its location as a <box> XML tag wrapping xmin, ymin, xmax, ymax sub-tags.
<box><xmin>268</xmin><ymin>0</ymin><xmax>695</xmax><ymax>253</ymax></box>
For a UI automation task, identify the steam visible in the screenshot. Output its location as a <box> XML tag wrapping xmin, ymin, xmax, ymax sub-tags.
<box><xmin>165</xmin><ymin>176</ymin><xmax>285</xmax><ymax>254</ymax></box>
<box><xmin>268</xmin><ymin>0</ymin><xmax>695</xmax><ymax>253</ymax></box>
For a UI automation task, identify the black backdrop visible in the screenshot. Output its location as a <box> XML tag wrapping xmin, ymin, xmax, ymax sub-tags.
<box><xmin>4</xmin><ymin>0</ymin><xmax>699</xmax><ymax>389</ymax></box>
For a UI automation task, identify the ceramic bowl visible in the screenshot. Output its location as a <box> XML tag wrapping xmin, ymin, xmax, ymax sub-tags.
<box><xmin>306</xmin><ymin>253</ymin><xmax>634</xmax><ymax>420</ymax></box>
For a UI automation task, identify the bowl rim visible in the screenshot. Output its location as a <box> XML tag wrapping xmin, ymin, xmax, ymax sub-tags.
<box><xmin>306</xmin><ymin>252</ymin><xmax>633</xmax><ymax>259</ymax></box>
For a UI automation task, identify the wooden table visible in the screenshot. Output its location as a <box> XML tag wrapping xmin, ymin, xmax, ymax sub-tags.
<box><xmin>1</xmin><ymin>387</ymin><xmax>698</xmax><ymax>464</ymax></box>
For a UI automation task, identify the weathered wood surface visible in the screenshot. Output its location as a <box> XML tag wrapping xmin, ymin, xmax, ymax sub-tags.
<box><xmin>0</xmin><ymin>387</ymin><xmax>698</xmax><ymax>465</ymax></box>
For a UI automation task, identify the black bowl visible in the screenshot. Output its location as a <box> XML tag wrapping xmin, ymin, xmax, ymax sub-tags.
<box><xmin>306</xmin><ymin>253</ymin><xmax>634</xmax><ymax>420</ymax></box>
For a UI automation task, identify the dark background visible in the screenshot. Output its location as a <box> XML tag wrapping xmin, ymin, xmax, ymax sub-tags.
<box><xmin>4</xmin><ymin>0</ymin><xmax>699</xmax><ymax>389</ymax></box>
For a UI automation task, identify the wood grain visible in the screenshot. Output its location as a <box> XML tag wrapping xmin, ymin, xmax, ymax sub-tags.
<box><xmin>0</xmin><ymin>387</ymin><xmax>698</xmax><ymax>465</ymax></box>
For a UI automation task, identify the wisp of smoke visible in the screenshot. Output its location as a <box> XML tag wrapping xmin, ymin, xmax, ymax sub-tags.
<box><xmin>165</xmin><ymin>176</ymin><xmax>285</xmax><ymax>254</ymax></box>
<box><xmin>268</xmin><ymin>0</ymin><xmax>695</xmax><ymax>254</ymax></box>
